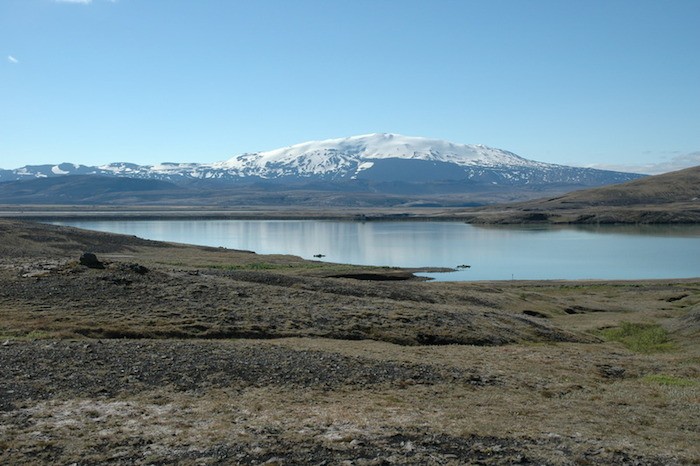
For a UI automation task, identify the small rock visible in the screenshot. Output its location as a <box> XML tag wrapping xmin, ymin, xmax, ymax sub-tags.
<box><xmin>128</xmin><ymin>263</ymin><xmax>149</xmax><ymax>274</ymax></box>
<box><xmin>79</xmin><ymin>252</ymin><xmax>104</xmax><ymax>269</ymax></box>
<box><xmin>262</xmin><ymin>458</ymin><xmax>284</xmax><ymax>465</ymax></box>
<box><xmin>597</xmin><ymin>364</ymin><xmax>626</xmax><ymax>379</ymax></box>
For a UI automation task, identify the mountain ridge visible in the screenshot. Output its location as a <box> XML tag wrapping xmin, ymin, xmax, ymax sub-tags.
<box><xmin>0</xmin><ymin>134</ymin><xmax>646</xmax><ymax>206</ymax></box>
<box><xmin>214</xmin><ymin>133</ymin><xmax>552</xmax><ymax>179</ymax></box>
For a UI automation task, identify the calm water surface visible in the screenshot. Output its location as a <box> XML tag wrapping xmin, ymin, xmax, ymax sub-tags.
<box><xmin>50</xmin><ymin>220</ymin><xmax>700</xmax><ymax>281</ymax></box>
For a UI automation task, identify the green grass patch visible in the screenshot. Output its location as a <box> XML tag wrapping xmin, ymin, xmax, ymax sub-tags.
<box><xmin>233</xmin><ymin>262</ymin><xmax>281</xmax><ymax>270</ymax></box>
<box><xmin>198</xmin><ymin>262</ymin><xmax>288</xmax><ymax>270</ymax></box>
<box><xmin>202</xmin><ymin>262</ymin><xmax>385</xmax><ymax>273</ymax></box>
<box><xmin>557</xmin><ymin>283</ymin><xmax>641</xmax><ymax>291</ymax></box>
<box><xmin>600</xmin><ymin>321</ymin><xmax>673</xmax><ymax>353</ymax></box>
<box><xmin>643</xmin><ymin>374</ymin><xmax>697</xmax><ymax>387</ymax></box>
<box><xmin>0</xmin><ymin>329</ymin><xmax>53</xmax><ymax>340</ymax></box>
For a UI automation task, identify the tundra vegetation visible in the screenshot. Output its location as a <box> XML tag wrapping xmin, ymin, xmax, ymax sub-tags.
<box><xmin>0</xmin><ymin>219</ymin><xmax>698</xmax><ymax>464</ymax></box>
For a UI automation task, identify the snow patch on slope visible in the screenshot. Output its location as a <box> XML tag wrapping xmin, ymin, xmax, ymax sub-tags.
<box><xmin>51</xmin><ymin>165</ymin><xmax>69</xmax><ymax>175</ymax></box>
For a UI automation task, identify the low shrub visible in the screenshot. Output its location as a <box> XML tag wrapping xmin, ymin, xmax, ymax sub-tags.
<box><xmin>600</xmin><ymin>322</ymin><xmax>673</xmax><ymax>353</ymax></box>
<box><xmin>643</xmin><ymin>374</ymin><xmax>696</xmax><ymax>387</ymax></box>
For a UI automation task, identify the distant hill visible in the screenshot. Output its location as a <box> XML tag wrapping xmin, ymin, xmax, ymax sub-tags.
<box><xmin>459</xmin><ymin>165</ymin><xmax>700</xmax><ymax>224</ymax></box>
<box><xmin>0</xmin><ymin>176</ymin><xmax>188</xmax><ymax>205</ymax></box>
<box><xmin>532</xmin><ymin>165</ymin><xmax>700</xmax><ymax>207</ymax></box>
<box><xmin>0</xmin><ymin>174</ymin><xmax>526</xmax><ymax>207</ymax></box>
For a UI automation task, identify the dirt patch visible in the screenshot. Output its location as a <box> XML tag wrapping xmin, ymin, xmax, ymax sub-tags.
<box><xmin>328</xmin><ymin>272</ymin><xmax>415</xmax><ymax>281</ymax></box>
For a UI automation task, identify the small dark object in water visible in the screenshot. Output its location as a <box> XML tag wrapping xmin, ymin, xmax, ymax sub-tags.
<box><xmin>456</xmin><ymin>264</ymin><xmax>471</xmax><ymax>269</ymax></box>
<box><xmin>313</xmin><ymin>254</ymin><xmax>325</xmax><ymax>258</ymax></box>
<box><xmin>79</xmin><ymin>252</ymin><xmax>104</xmax><ymax>269</ymax></box>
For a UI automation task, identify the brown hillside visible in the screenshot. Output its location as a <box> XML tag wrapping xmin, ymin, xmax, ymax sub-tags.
<box><xmin>457</xmin><ymin>165</ymin><xmax>700</xmax><ymax>224</ymax></box>
<box><xmin>533</xmin><ymin>165</ymin><xmax>700</xmax><ymax>208</ymax></box>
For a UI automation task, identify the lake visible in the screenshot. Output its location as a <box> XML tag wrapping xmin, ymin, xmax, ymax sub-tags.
<box><xmin>49</xmin><ymin>220</ymin><xmax>700</xmax><ymax>281</ymax></box>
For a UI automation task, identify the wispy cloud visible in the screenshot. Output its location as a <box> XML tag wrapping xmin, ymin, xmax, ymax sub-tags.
<box><xmin>7</xmin><ymin>55</ymin><xmax>18</xmax><ymax>64</ymax></box>
<box><xmin>591</xmin><ymin>151</ymin><xmax>700</xmax><ymax>175</ymax></box>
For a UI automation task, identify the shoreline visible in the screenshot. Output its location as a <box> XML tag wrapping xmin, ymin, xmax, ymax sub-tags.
<box><xmin>2</xmin><ymin>203</ymin><xmax>700</xmax><ymax>225</ymax></box>
<box><xmin>0</xmin><ymin>205</ymin><xmax>459</xmax><ymax>222</ymax></box>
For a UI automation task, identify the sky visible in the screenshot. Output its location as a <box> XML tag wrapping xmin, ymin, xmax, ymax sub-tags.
<box><xmin>1</xmin><ymin>0</ymin><xmax>699</xmax><ymax>174</ymax></box>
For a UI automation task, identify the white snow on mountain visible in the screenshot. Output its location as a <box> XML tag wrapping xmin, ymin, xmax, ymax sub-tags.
<box><xmin>214</xmin><ymin>133</ymin><xmax>552</xmax><ymax>178</ymax></box>
<box><xmin>51</xmin><ymin>165</ymin><xmax>70</xmax><ymax>175</ymax></box>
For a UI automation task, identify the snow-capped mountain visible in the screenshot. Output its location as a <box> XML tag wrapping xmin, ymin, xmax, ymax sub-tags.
<box><xmin>213</xmin><ymin>133</ymin><xmax>550</xmax><ymax>179</ymax></box>
<box><xmin>0</xmin><ymin>133</ymin><xmax>642</xmax><ymax>187</ymax></box>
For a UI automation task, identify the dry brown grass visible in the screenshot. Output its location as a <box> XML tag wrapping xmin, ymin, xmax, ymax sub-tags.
<box><xmin>450</xmin><ymin>165</ymin><xmax>700</xmax><ymax>224</ymax></box>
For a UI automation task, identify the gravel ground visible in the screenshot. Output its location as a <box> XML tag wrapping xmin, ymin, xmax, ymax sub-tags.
<box><xmin>0</xmin><ymin>340</ymin><xmax>492</xmax><ymax>412</ymax></box>
<box><xmin>0</xmin><ymin>340</ymin><xmax>684</xmax><ymax>466</ymax></box>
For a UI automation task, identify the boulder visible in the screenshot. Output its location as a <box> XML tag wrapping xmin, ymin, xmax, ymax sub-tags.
<box><xmin>79</xmin><ymin>252</ymin><xmax>104</xmax><ymax>269</ymax></box>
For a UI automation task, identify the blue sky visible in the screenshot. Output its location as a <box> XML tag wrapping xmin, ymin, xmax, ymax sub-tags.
<box><xmin>1</xmin><ymin>0</ymin><xmax>699</xmax><ymax>174</ymax></box>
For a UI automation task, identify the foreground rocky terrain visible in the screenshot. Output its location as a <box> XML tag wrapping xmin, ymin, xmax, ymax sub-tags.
<box><xmin>0</xmin><ymin>219</ymin><xmax>698</xmax><ymax>464</ymax></box>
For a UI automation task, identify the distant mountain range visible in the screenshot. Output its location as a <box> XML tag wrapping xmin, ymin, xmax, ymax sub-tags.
<box><xmin>0</xmin><ymin>134</ymin><xmax>644</xmax><ymax>206</ymax></box>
